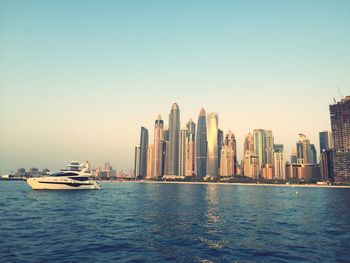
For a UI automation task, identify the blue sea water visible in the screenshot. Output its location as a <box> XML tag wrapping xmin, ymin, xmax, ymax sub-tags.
<box><xmin>1</xmin><ymin>181</ymin><xmax>350</xmax><ymax>262</ymax></box>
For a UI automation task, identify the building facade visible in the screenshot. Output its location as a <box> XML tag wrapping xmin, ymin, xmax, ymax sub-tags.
<box><xmin>196</xmin><ymin>108</ymin><xmax>207</xmax><ymax>178</ymax></box>
<box><xmin>168</xmin><ymin>103</ymin><xmax>180</xmax><ymax>175</ymax></box>
<box><xmin>206</xmin><ymin>112</ymin><xmax>219</xmax><ymax>177</ymax></box>
<box><xmin>185</xmin><ymin>119</ymin><xmax>196</xmax><ymax>176</ymax></box>
<box><xmin>330</xmin><ymin>96</ymin><xmax>350</xmax><ymax>181</ymax></box>
<box><xmin>139</xmin><ymin>126</ymin><xmax>149</xmax><ymax>178</ymax></box>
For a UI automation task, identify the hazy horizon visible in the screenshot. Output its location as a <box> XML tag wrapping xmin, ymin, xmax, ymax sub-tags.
<box><xmin>1</xmin><ymin>0</ymin><xmax>349</xmax><ymax>174</ymax></box>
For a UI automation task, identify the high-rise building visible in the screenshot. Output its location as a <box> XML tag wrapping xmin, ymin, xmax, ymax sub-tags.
<box><xmin>319</xmin><ymin>131</ymin><xmax>333</xmax><ymax>153</ymax></box>
<box><xmin>274</xmin><ymin>144</ymin><xmax>284</xmax><ymax>153</ymax></box>
<box><xmin>139</xmin><ymin>126</ymin><xmax>149</xmax><ymax>178</ymax></box>
<box><xmin>253</xmin><ymin>129</ymin><xmax>267</xmax><ymax>167</ymax></box>
<box><xmin>244</xmin><ymin>132</ymin><xmax>254</xmax><ymax>156</ymax></box>
<box><xmin>220</xmin><ymin>130</ymin><xmax>235</xmax><ymax>177</ymax></box>
<box><xmin>196</xmin><ymin>108</ymin><xmax>207</xmax><ymax>178</ymax></box>
<box><xmin>310</xmin><ymin>144</ymin><xmax>317</xmax><ymax>164</ymax></box>
<box><xmin>232</xmin><ymin>132</ymin><xmax>238</xmax><ymax>174</ymax></box>
<box><xmin>185</xmin><ymin>119</ymin><xmax>196</xmax><ymax>176</ymax></box>
<box><xmin>330</xmin><ymin>96</ymin><xmax>350</xmax><ymax>181</ymax></box>
<box><xmin>179</xmin><ymin>127</ymin><xmax>187</xmax><ymax>176</ymax></box>
<box><xmin>146</xmin><ymin>144</ymin><xmax>155</xmax><ymax>179</ymax></box>
<box><xmin>320</xmin><ymin>149</ymin><xmax>333</xmax><ymax>181</ymax></box>
<box><xmin>273</xmin><ymin>143</ymin><xmax>285</xmax><ymax>180</ymax></box>
<box><xmin>290</xmin><ymin>148</ymin><xmax>297</xmax><ymax>164</ymax></box>
<box><xmin>243</xmin><ymin>150</ymin><xmax>259</xmax><ymax>178</ymax></box>
<box><xmin>154</xmin><ymin>115</ymin><xmax>164</xmax><ymax>177</ymax></box>
<box><xmin>133</xmin><ymin>145</ymin><xmax>140</xmax><ymax>178</ymax></box>
<box><xmin>206</xmin><ymin>112</ymin><xmax>219</xmax><ymax>177</ymax></box>
<box><xmin>168</xmin><ymin>103</ymin><xmax>180</xmax><ymax>175</ymax></box>
<box><xmin>330</xmin><ymin>96</ymin><xmax>350</xmax><ymax>151</ymax></box>
<box><xmin>265</xmin><ymin>130</ymin><xmax>274</xmax><ymax>165</ymax></box>
<box><xmin>163</xmin><ymin>128</ymin><xmax>169</xmax><ymax>141</ymax></box>
<box><xmin>161</xmin><ymin>140</ymin><xmax>169</xmax><ymax>176</ymax></box>
<box><xmin>217</xmin><ymin>129</ymin><xmax>224</xmax><ymax>169</ymax></box>
<box><xmin>296</xmin><ymin>133</ymin><xmax>312</xmax><ymax>164</ymax></box>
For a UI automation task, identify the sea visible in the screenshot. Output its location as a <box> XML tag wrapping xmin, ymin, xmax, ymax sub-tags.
<box><xmin>1</xmin><ymin>181</ymin><xmax>350</xmax><ymax>262</ymax></box>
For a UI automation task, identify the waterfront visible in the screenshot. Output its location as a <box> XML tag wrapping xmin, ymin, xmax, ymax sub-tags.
<box><xmin>1</xmin><ymin>181</ymin><xmax>350</xmax><ymax>262</ymax></box>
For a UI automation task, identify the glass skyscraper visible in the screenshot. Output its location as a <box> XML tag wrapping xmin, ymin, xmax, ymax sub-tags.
<box><xmin>206</xmin><ymin>112</ymin><xmax>219</xmax><ymax>177</ymax></box>
<box><xmin>196</xmin><ymin>108</ymin><xmax>207</xmax><ymax>178</ymax></box>
<box><xmin>168</xmin><ymin>103</ymin><xmax>180</xmax><ymax>175</ymax></box>
<box><xmin>253</xmin><ymin>129</ymin><xmax>266</xmax><ymax>167</ymax></box>
<box><xmin>139</xmin><ymin>126</ymin><xmax>148</xmax><ymax>178</ymax></box>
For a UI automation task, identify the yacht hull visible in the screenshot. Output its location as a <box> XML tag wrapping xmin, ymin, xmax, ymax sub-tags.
<box><xmin>27</xmin><ymin>178</ymin><xmax>101</xmax><ymax>190</ymax></box>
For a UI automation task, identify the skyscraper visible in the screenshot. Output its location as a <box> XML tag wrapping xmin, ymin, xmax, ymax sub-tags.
<box><xmin>253</xmin><ymin>129</ymin><xmax>266</xmax><ymax>167</ymax></box>
<box><xmin>232</xmin><ymin>132</ymin><xmax>238</xmax><ymax>174</ymax></box>
<box><xmin>265</xmin><ymin>130</ymin><xmax>274</xmax><ymax>165</ymax></box>
<box><xmin>296</xmin><ymin>133</ymin><xmax>312</xmax><ymax>164</ymax></box>
<box><xmin>154</xmin><ymin>114</ymin><xmax>164</xmax><ymax>177</ymax></box>
<box><xmin>179</xmin><ymin>127</ymin><xmax>187</xmax><ymax>176</ymax></box>
<box><xmin>319</xmin><ymin>131</ymin><xmax>333</xmax><ymax>153</ymax></box>
<box><xmin>161</xmin><ymin>140</ymin><xmax>169</xmax><ymax>176</ymax></box>
<box><xmin>330</xmin><ymin>96</ymin><xmax>350</xmax><ymax>151</ymax></box>
<box><xmin>168</xmin><ymin>103</ymin><xmax>180</xmax><ymax>175</ymax></box>
<box><xmin>330</xmin><ymin>96</ymin><xmax>350</xmax><ymax>181</ymax></box>
<box><xmin>134</xmin><ymin>145</ymin><xmax>140</xmax><ymax>178</ymax></box>
<box><xmin>139</xmin><ymin>126</ymin><xmax>149</xmax><ymax>178</ymax></box>
<box><xmin>206</xmin><ymin>112</ymin><xmax>219</xmax><ymax>177</ymax></box>
<box><xmin>290</xmin><ymin>148</ymin><xmax>297</xmax><ymax>164</ymax></box>
<box><xmin>220</xmin><ymin>130</ymin><xmax>235</xmax><ymax>177</ymax></box>
<box><xmin>273</xmin><ymin>144</ymin><xmax>285</xmax><ymax>180</ymax></box>
<box><xmin>243</xmin><ymin>150</ymin><xmax>259</xmax><ymax>178</ymax></box>
<box><xmin>185</xmin><ymin>119</ymin><xmax>196</xmax><ymax>176</ymax></box>
<box><xmin>310</xmin><ymin>144</ymin><xmax>317</xmax><ymax>164</ymax></box>
<box><xmin>196</xmin><ymin>108</ymin><xmax>207</xmax><ymax>178</ymax></box>
<box><xmin>217</xmin><ymin>129</ymin><xmax>224</xmax><ymax>170</ymax></box>
<box><xmin>244</xmin><ymin>132</ymin><xmax>254</xmax><ymax>156</ymax></box>
<box><xmin>146</xmin><ymin>144</ymin><xmax>154</xmax><ymax>179</ymax></box>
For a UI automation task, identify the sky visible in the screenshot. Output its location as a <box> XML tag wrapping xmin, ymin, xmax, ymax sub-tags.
<box><xmin>1</xmin><ymin>0</ymin><xmax>349</xmax><ymax>174</ymax></box>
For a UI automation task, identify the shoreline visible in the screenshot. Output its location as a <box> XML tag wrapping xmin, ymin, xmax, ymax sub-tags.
<box><xmin>100</xmin><ymin>180</ymin><xmax>350</xmax><ymax>188</ymax></box>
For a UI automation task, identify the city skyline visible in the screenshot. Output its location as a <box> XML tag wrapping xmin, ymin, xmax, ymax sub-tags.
<box><xmin>1</xmin><ymin>0</ymin><xmax>350</xmax><ymax>173</ymax></box>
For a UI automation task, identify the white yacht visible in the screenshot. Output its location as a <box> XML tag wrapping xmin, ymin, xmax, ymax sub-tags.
<box><xmin>26</xmin><ymin>161</ymin><xmax>101</xmax><ymax>190</ymax></box>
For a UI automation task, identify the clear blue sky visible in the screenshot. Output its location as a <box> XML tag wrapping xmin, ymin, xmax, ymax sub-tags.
<box><xmin>1</xmin><ymin>0</ymin><xmax>349</xmax><ymax>173</ymax></box>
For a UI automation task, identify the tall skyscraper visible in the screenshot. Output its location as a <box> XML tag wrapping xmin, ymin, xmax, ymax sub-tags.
<box><xmin>185</xmin><ymin>119</ymin><xmax>196</xmax><ymax>176</ymax></box>
<box><xmin>273</xmin><ymin>144</ymin><xmax>285</xmax><ymax>180</ymax></box>
<box><xmin>154</xmin><ymin>114</ymin><xmax>164</xmax><ymax>177</ymax></box>
<box><xmin>134</xmin><ymin>145</ymin><xmax>140</xmax><ymax>178</ymax></box>
<box><xmin>319</xmin><ymin>131</ymin><xmax>333</xmax><ymax>153</ymax></box>
<box><xmin>232</xmin><ymin>132</ymin><xmax>237</xmax><ymax>174</ymax></box>
<box><xmin>330</xmin><ymin>96</ymin><xmax>350</xmax><ymax>181</ymax></box>
<box><xmin>290</xmin><ymin>148</ymin><xmax>297</xmax><ymax>164</ymax></box>
<box><xmin>146</xmin><ymin>144</ymin><xmax>154</xmax><ymax>179</ymax></box>
<box><xmin>217</xmin><ymin>129</ymin><xmax>224</xmax><ymax>169</ymax></box>
<box><xmin>168</xmin><ymin>103</ymin><xmax>180</xmax><ymax>175</ymax></box>
<box><xmin>196</xmin><ymin>108</ymin><xmax>207</xmax><ymax>178</ymax></box>
<box><xmin>206</xmin><ymin>112</ymin><xmax>219</xmax><ymax>177</ymax></box>
<box><xmin>220</xmin><ymin>130</ymin><xmax>235</xmax><ymax>176</ymax></box>
<box><xmin>310</xmin><ymin>144</ymin><xmax>317</xmax><ymax>164</ymax></box>
<box><xmin>163</xmin><ymin>128</ymin><xmax>169</xmax><ymax>141</ymax></box>
<box><xmin>265</xmin><ymin>130</ymin><xmax>274</xmax><ymax>165</ymax></box>
<box><xmin>161</xmin><ymin>140</ymin><xmax>169</xmax><ymax>176</ymax></box>
<box><xmin>179</xmin><ymin>127</ymin><xmax>187</xmax><ymax>176</ymax></box>
<box><xmin>244</xmin><ymin>132</ymin><xmax>254</xmax><ymax>156</ymax></box>
<box><xmin>139</xmin><ymin>126</ymin><xmax>149</xmax><ymax>178</ymax></box>
<box><xmin>296</xmin><ymin>133</ymin><xmax>312</xmax><ymax>164</ymax></box>
<box><xmin>253</xmin><ymin>129</ymin><xmax>266</xmax><ymax>167</ymax></box>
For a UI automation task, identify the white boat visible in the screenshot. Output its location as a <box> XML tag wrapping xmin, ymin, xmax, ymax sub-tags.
<box><xmin>26</xmin><ymin>161</ymin><xmax>101</xmax><ymax>190</ymax></box>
